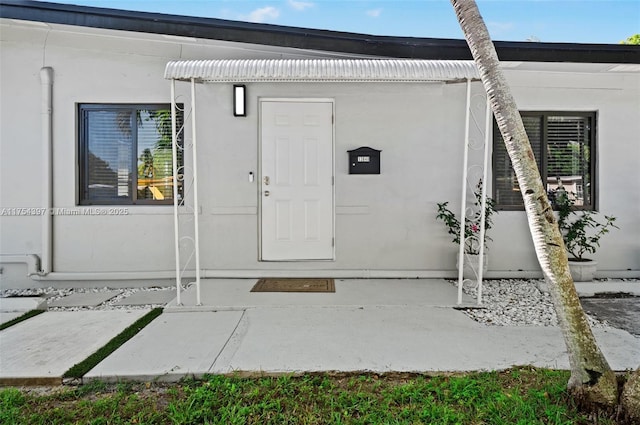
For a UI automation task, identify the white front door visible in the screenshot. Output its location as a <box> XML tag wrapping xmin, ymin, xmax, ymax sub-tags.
<box><xmin>260</xmin><ymin>100</ymin><xmax>334</xmax><ymax>261</ymax></box>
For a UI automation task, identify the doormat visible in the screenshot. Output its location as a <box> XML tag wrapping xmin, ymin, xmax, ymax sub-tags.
<box><xmin>250</xmin><ymin>278</ymin><xmax>335</xmax><ymax>293</ymax></box>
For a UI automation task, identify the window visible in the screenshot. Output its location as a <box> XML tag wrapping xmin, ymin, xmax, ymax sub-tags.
<box><xmin>493</xmin><ymin>111</ymin><xmax>595</xmax><ymax>210</ymax></box>
<box><xmin>79</xmin><ymin>104</ymin><xmax>183</xmax><ymax>205</ymax></box>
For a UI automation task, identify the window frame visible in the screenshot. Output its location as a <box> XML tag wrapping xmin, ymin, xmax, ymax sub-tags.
<box><xmin>78</xmin><ymin>103</ymin><xmax>182</xmax><ymax>206</ymax></box>
<box><xmin>492</xmin><ymin>110</ymin><xmax>597</xmax><ymax>211</ymax></box>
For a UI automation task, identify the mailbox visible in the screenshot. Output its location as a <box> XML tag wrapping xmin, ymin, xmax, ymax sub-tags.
<box><xmin>348</xmin><ymin>147</ymin><xmax>381</xmax><ymax>174</ymax></box>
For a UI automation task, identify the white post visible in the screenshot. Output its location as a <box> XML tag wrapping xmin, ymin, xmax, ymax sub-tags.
<box><xmin>190</xmin><ymin>79</ymin><xmax>202</xmax><ymax>306</ymax></box>
<box><xmin>476</xmin><ymin>98</ymin><xmax>491</xmax><ymax>305</ymax></box>
<box><xmin>40</xmin><ymin>67</ymin><xmax>54</xmax><ymax>276</ymax></box>
<box><xmin>457</xmin><ymin>79</ymin><xmax>472</xmax><ymax>305</ymax></box>
<box><xmin>171</xmin><ymin>80</ymin><xmax>182</xmax><ymax>305</ymax></box>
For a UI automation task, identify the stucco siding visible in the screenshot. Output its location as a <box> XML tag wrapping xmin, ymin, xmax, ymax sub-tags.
<box><xmin>1</xmin><ymin>19</ymin><xmax>638</xmax><ymax>284</ymax></box>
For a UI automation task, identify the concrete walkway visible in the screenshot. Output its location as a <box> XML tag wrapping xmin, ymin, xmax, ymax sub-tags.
<box><xmin>0</xmin><ymin>297</ymin><xmax>47</xmax><ymax>325</ymax></box>
<box><xmin>1</xmin><ymin>310</ymin><xmax>149</xmax><ymax>385</ymax></box>
<box><xmin>1</xmin><ymin>279</ymin><xmax>639</xmax><ymax>385</ymax></box>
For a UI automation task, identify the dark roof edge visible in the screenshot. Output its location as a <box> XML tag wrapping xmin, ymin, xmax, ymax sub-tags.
<box><xmin>1</xmin><ymin>0</ymin><xmax>639</xmax><ymax>64</ymax></box>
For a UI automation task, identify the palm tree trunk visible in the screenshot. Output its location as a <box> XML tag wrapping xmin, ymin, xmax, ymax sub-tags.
<box><xmin>449</xmin><ymin>0</ymin><xmax>617</xmax><ymax>407</ymax></box>
<box><xmin>621</xmin><ymin>367</ymin><xmax>640</xmax><ymax>422</ymax></box>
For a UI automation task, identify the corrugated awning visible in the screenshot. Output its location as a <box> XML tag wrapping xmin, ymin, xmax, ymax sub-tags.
<box><xmin>164</xmin><ymin>59</ymin><xmax>479</xmax><ymax>83</ymax></box>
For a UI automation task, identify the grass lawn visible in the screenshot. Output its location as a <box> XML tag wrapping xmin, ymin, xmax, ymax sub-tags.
<box><xmin>0</xmin><ymin>367</ymin><xmax>616</xmax><ymax>424</ymax></box>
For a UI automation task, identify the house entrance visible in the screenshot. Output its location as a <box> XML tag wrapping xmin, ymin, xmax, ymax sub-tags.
<box><xmin>260</xmin><ymin>99</ymin><xmax>334</xmax><ymax>261</ymax></box>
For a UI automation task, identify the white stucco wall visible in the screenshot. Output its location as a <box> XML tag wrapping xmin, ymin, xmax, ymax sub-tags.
<box><xmin>497</xmin><ymin>70</ymin><xmax>640</xmax><ymax>274</ymax></box>
<box><xmin>1</xmin><ymin>20</ymin><xmax>638</xmax><ymax>285</ymax></box>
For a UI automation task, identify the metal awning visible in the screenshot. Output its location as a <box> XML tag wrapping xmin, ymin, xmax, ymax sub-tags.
<box><xmin>164</xmin><ymin>59</ymin><xmax>479</xmax><ymax>83</ymax></box>
<box><xmin>167</xmin><ymin>58</ymin><xmax>489</xmax><ymax>307</ymax></box>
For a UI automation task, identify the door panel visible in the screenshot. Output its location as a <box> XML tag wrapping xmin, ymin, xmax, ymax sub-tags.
<box><xmin>261</xmin><ymin>101</ymin><xmax>334</xmax><ymax>260</ymax></box>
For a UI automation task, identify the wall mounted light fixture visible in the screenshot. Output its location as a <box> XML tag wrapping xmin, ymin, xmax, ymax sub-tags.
<box><xmin>233</xmin><ymin>84</ymin><xmax>246</xmax><ymax>116</ymax></box>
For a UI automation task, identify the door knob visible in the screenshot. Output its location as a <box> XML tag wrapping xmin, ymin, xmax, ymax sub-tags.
<box><xmin>263</xmin><ymin>176</ymin><xmax>270</xmax><ymax>185</ymax></box>
<box><xmin>264</xmin><ymin>190</ymin><xmax>270</xmax><ymax>197</ymax></box>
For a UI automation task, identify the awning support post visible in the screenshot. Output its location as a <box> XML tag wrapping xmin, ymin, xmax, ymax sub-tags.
<box><xmin>476</xmin><ymin>98</ymin><xmax>491</xmax><ymax>305</ymax></box>
<box><xmin>171</xmin><ymin>79</ymin><xmax>182</xmax><ymax>305</ymax></box>
<box><xmin>458</xmin><ymin>81</ymin><xmax>491</xmax><ymax>306</ymax></box>
<box><xmin>191</xmin><ymin>78</ymin><xmax>202</xmax><ymax>306</ymax></box>
<box><xmin>457</xmin><ymin>79</ymin><xmax>472</xmax><ymax>305</ymax></box>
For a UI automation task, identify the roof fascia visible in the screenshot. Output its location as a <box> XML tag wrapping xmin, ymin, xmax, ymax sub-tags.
<box><xmin>2</xmin><ymin>0</ymin><xmax>639</xmax><ymax>64</ymax></box>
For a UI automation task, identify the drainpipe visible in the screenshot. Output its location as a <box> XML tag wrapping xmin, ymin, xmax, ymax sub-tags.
<box><xmin>0</xmin><ymin>254</ymin><xmax>41</xmax><ymax>276</ymax></box>
<box><xmin>39</xmin><ymin>67</ymin><xmax>53</xmax><ymax>276</ymax></box>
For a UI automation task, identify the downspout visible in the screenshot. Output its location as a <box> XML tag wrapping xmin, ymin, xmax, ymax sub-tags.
<box><xmin>38</xmin><ymin>67</ymin><xmax>53</xmax><ymax>276</ymax></box>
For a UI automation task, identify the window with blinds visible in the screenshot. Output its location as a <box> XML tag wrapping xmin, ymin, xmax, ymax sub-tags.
<box><xmin>492</xmin><ymin>112</ymin><xmax>595</xmax><ymax>210</ymax></box>
<box><xmin>79</xmin><ymin>104</ymin><xmax>183</xmax><ymax>205</ymax></box>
